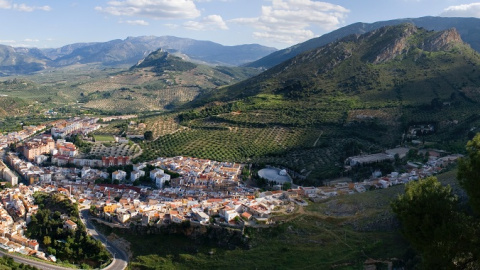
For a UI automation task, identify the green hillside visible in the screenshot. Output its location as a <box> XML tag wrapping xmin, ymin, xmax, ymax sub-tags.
<box><xmin>134</xmin><ymin>24</ymin><xmax>480</xmax><ymax>184</ymax></box>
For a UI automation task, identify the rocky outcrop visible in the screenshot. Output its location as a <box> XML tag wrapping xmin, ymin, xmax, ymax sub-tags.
<box><xmin>422</xmin><ymin>28</ymin><xmax>463</xmax><ymax>51</ymax></box>
<box><xmin>369</xmin><ymin>24</ymin><xmax>417</xmax><ymax>64</ymax></box>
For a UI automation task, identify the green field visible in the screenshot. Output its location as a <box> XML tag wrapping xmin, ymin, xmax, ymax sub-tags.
<box><xmin>93</xmin><ymin>134</ymin><xmax>115</xmax><ymax>142</ymax></box>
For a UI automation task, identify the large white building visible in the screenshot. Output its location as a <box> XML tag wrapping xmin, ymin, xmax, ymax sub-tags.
<box><xmin>155</xmin><ymin>174</ymin><xmax>171</xmax><ymax>188</ymax></box>
<box><xmin>2</xmin><ymin>169</ymin><xmax>18</xmax><ymax>186</ymax></box>
<box><xmin>112</xmin><ymin>170</ymin><xmax>127</xmax><ymax>181</ymax></box>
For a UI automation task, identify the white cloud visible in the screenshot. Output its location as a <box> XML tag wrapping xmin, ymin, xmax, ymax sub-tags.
<box><xmin>230</xmin><ymin>0</ymin><xmax>349</xmax><ymax>45</ymax></box>
<box><xmin>0</xmin><ymin>0</ymin><xmax>10</xmax><ymax>9</ymax></box>
<box><xmin>0</xmin><ymin>40</ymin><xmax>16</xmax><ymax>44</ymax></box>
<box><xmin>184</xmin><ymin>15</ymin><xmax>228</xmax><ymax>30</ymax></box>
<box><xmin>0</xmin><ymin>1</ymin><xmax>50</xmax><ymax>12</ymax></box>
<box><xmin>24</xmin><ymin>38</ymin><xmax>39</xmax><ymax>42</ymax></box>
<box><xmin>95</xmin><ymin>0</ymin><xmax>201</xmax><ymax>20</ymax></box>
<box><xmin>441</xmin><ymin>3</ymin><xmax>480</xmax><ymax>17</ymax></box>
<box><xmin>14</xmin><ymin>4</ymin><xmax>51</xmax><ymax>12</ymax></box>
<box><xmin>121</xmin><ymin>20</ymin><xmax>150</xmax><ymax>26</ymax></box>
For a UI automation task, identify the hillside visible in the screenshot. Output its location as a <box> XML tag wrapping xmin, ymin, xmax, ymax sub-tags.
<box><xmin>0</xmin><ymin>45</ymin><xmax>48</xmax><ymax>75</ymax></box>
<box><xmin>246</xmin><ymin>16</ymin><xmax>480</xmax><ymax>69</ymax></box>
<box><xmin>0</xmin><ymin>36</ymin><xmax>276</xmax><ymax>76</ymax></box>
<box><xmin>135</xmin><ymin>24</ymin><xmax>480</xmax><ymax>184</ymax></box>
<box><xmin>74</xmin><ymin>49</ymin><xmax>260</xmax><ymax>113</ymax></box>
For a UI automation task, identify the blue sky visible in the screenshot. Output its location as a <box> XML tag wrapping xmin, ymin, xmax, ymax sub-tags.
<box><xmin>1</xmin><ymin>0</ymin><xmax>480</xmax><ymax>49</ymax></box>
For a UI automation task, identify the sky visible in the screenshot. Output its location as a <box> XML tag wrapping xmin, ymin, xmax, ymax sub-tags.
<box><xmin>1</xmin><ymin>0</ymin><xmax>480</xmax><ymax>49</ymax></box>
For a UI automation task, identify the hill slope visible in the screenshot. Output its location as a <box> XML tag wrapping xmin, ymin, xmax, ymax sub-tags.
<box><xmin>75</xmin><ymin>49</ymin><xmax>260</xmax><ymax>113</ymax></box>
<box><xmin>246</xmin><ymin>16</ymin><xmax>480</xmax><ymax>69</ymax></box>
<box><xmin>143</xmin><ymin>24</ymin><xmax>480</xmax><ymax>184</ymax></box>
<box><xmin>0</xmin><ymin>45</ymin><xmax>49</xmax><ymax>75</ymax></box>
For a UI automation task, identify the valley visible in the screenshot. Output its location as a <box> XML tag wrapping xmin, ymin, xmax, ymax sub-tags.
<box><xmin>1</xmin><ymin>19</ymin><xmax>480</xmax><ymax>270</ymax></box>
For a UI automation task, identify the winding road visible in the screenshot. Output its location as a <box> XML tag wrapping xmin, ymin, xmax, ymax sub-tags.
<box><xmin>0</xmin><ymin>210</ymin><xmax>128</xmax><ymax>270</ymax></box>
<box><xmin>81</xmin><ymin>209</ymin><xmax>129</xmax><ymax>270</ymax></box>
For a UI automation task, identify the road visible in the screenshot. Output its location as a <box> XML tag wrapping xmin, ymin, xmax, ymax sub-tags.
<box><xmin>80</xmin><ymin>209</ymin><xmax>129</xmax><ymax>270</ymax></box>
<box><xmin>0</xmin><ymin>209</ymin><xmax>128</xmax><ymax>270</ymax></box>
<box><xmin>0</xmin><ymin>249</ymin><xmax>71</xmax><ymax>270</ymax></box>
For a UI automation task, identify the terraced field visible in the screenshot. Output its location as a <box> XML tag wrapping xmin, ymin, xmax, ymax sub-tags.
<box><xmin>135</xmin><ymin>125</ymin><xmax>318</xmax><ymax>163</ymax></box>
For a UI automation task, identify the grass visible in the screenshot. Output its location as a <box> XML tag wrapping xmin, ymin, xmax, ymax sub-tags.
<box><xmin>93</xmin><ymin>134</ymin><xmax>115</xmax><ymax>142</ymax></box>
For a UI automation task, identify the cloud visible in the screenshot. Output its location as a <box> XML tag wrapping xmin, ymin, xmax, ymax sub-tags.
<box><xmin>0</xmin><ymin>40</ymin><xmax>16</xmax><ymax>44</ymax></box>
<box><xmin>0</xmin><ymin>0</ymin><xmax>10</xmax><ymax>9</ymax></box>
<box><xmin>184</xmin><ymin>15</ymin><xmax>228</xmax><ymax>30</ymax></box>
<box><xmin>121</xmin><ymin>19</ymin><xmax>150</xmax><ymax>26</ymax></box>
<box><xmin>23</xmin><ymin>39</ymin><xmax>39</xmax><ymax>42</ymax></box>
<box><xmin>14</xmin><ymin>3</ymin><xmax>51</xmax><ymax>12</ymax></box>
<box><xmin>441</xmin><ymin>3</ymin><xmax>480</xmax><ymax>17</ymax></box>
<box><xmin>95</xmin><ymin>0</ymin><xmax>201</xmax><ymax>20</ymax></box>
<box><xmin>0</xmin><ymin>1</ymin><xmax>50</xmax><ymax>12</ymax></box>
<box><xmin>230</xmin><ymin>0</ymin><xmax>349</xmax><ymax>45</ymax></box>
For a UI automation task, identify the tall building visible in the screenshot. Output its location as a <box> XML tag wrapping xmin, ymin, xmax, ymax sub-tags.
<box><xmin>0</xmin><ymin>161</ymin><xmax>18</xmax><ymax>186</ymax></box>
<box><xmin>23</xmin><ymin>135</ymin><xmax>55</xmax><ymax>161</ymax></box>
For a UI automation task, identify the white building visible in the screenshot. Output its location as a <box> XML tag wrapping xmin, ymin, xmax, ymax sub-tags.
<box><xmin>112</xmin><ymin>170</ymin><xmax>127</xmax><ymax>181</ymax></box>
<box><xmin>2</xmin><ymin>169</ymin><xmax>18</xmax><ymax>186</ymax></box>
<box><xmin>131</xmin><ymin>170</ymin><xmax>145</xmax><ymax>182</ymax></box>
<box><xmin>150</xmin><ymin>168</ymin><xmax>164</xmax><ymax>180</ymax></box>
<box><xmin>155</xmin><ymin>174</ymin><xmax>171</xmax><ymax>188</ymax></box>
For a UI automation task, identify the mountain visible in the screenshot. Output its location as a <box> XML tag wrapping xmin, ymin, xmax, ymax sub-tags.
<box><xmin>246</xmin><ymin>16</ymin><xmax>480</xmax><ymax>69</ymax></box>
<box><xmin>74</xmin><ymin>49</ymin><xmax>260</xmax><ymax>113</ymax></box>
<box><xmin>174</xmin><ymin>24</ymin><xmax>480</xmax><ymax>184</ymax></box>
<box><xmin>130</xmin><ymin>48</ymin><xmax>197</xmax><ymax>73</ymax></box>
<box><xmin>0</xmin><ymin>45</ymin><xmax>49</xmax><ymax>75</ymax></box>
<box><xmin>0</xmin><ymin>36</ymin><xmax>277</xmax><ymax>75</ymax></box>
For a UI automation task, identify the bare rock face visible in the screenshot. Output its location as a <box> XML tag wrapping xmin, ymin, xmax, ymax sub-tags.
<box><xmin>423</xmin><ymin>28</ymin><xmax>463</xmax><ymax>51</ymax></box>
<box><xmin>364</xmin><ymin>25</ymin><xmax>463</xmax><ymax>64</ymax></box>
<box><xmin>369</xmin><ymin>24</ymin><xmax>417</xmax><ymax>64</ymax></box>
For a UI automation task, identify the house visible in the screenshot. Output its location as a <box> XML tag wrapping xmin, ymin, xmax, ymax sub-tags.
<box><xmin>64</xmin><ymin>220</ymin><xmax>77</xmax><ymax>230</ymax></box>
<box><xmin>155</xmin><ymin>174</ymin><xmax>171</xmax><ymax>188</ymax></box>
<box><xmin>112</xmin><ymin>170</ymin><xmax>127</xmax><ymax>181</ymax></box>
<box><xmin>117</xmin><ymin>209</ymin><xmax>131</xmax><ymax>223</ymax></box>
<box><xmin>171</xmin><ymin>214</ymin><xmax>185</xmax><ymax>224</ymax></box>
<box><xmin>220</xmin><ymin>207</ymin><xmax>239</xmax><ymax>222</ymax></box>
<box><xmin>130</xmin><ymin>170</ymin><xmax>145</xmax><ymax>182</ymax></box>
<box><xmin>241</xmin><ymin>211</ymin><xmax>252</xmax><ymax>221</ymax></box>
<box><xmin>150</xmin><ymin>169</ymin><xmax>164</xmax><ymax>180</ymax></box>
<box><xmin>27</xmin><ymin>240</ymin><xmax>39</xmax><ymax>251</ymax></box>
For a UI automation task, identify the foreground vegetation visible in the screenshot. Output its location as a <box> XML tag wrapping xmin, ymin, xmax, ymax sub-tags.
<box><xmin>26</xmin><ymin>192</ymin><xmax>110</xmax><ymax>269</ymax></box>
<box><xmin>390</xmin><ymin>134</ymin><xmax>480</xmax><ymax>268</ymax></box>
<box><xmin>92</xmin><ymin>171</ymin><xmax>460</xmax><ymax>269</ymax></box>
<box><xmin>0</xmin><ymin>256</ymin><xmax>37</xmax><ymax>270</ymax></box>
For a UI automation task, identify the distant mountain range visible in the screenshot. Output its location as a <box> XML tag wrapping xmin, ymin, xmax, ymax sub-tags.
<box><xmin>0</xmin><ymin>36</ymin><xmax>277</xmax><ymax>76</ymax></box>
<box><xmin>246</xmin><ymin>16</ymin><xmax>480</xmax><ymax>69</ymax></box>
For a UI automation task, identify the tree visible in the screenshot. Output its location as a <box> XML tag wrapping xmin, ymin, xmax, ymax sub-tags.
<box><xmin>458</xmin><ymin>133</ymin><xmax>480</xmax><ymax>215</ymax></box>
<box><xmin>144</xmin><ymin>130</ymin><xmax>154</xmax><ymax>141</ymax></box>
<box><xmin>282</xmin><ymin>182</ymin><xmax>292</xmax><ymax>190</ymax></box>
<box><xmin>391</xmin><ymin>177</ymin><xmax>479</xmax><ymax>269</ymax></box>
<box><xmin>43</xmin><ymin>236</ymin><xmax>51</xmax><ymax>246</ymax></box>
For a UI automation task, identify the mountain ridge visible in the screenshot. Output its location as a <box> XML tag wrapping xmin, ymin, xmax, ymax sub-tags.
<box><xmin>0</xmin><ymin>36</ymin><xmax>277</xmax><ymax>75</ymax></box>
<box><xmin>245</xmin><ymin>16</ymin><xmax>480</xmax><ymax>69</ymax></box>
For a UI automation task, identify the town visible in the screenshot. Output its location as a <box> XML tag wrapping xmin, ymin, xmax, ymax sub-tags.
<box><xmin>0</xmin><ymin>117</ymin><xmax>462</xmax><ymax>264</ymax></box>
